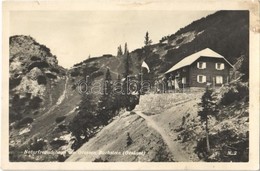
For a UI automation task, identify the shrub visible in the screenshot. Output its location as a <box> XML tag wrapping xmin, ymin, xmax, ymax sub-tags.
<box><xmin>31</xmin><ymin>56</ymin><xmax>41</xmax><ymax>61</ymax></box>
<box><xmin>46</xmin><ymin>73</ymin><xmax>57</xmax><ymax>79</ymax></box>
<box><xmin>164</xmin><ymin>45</ymin><xmax>173</xmax><ymax>50</ymax></box>
<box><xmin>28</xmin><ymin>61</ymin><xmax>49</xmax><ymax>71</ymax></box>
<box><xmin>93</xmin><ymin>157</ymin><xmax>108</xmax><ymax>162</ymax></box>
<box><xmin>91</xmin><ymin>71</ymin><xmax>104</xmax><ymax>78</ymax></box>
<box><xmin>220</xmin><ymin>82</ymin><xmax>249</xmax><ymax>105</ymax></box>
<box><xmin>55</xmin><ymin>116</ymin><xmax>66</xmax><ymax>123</ymax></box>
<box><xmin>10</xmin><ymin>77</ymin><xmax>22</xmax><ymax>89</ymax></box>
<box><xmin>29</xmin><ymin>138</ymin><xmax>47</xmax><ymax>151</ymax></box>
<box><xmin>58</xmin><ymin>124</ymin><xmax>67</xmax><ymax>131</ymax></box>
<box><xmin>195</xmin><ymin>130</ymin><xmax>249</xmax><ymax>162</ymax></box>
<box><xmin>29</xmin><ymin>96</ymin><xmax>42</xmax><ymax>109</ymax></box>
<box><xmin>176</xmin><ymin>37</ymin><xmax>185</xmax><ymax>44</ymax></box>
<box><xmin>37</xmin><ymin>75</ymin><xmax>47</xmax><ymax>85</ymax></box>
<box><xmin>70</xmin><ymin>70</ymin><xmax>80</xmax><ymax>77</ymax></box>
<box><xmin>50</xmin><ymin>68</ymin><xmax>60</xmax><ymax>74</ymax></box>
<box><xmin>71</xmin><ymin>84</ymin><xmax>77</xmax><ymax>90</ymax></box>
<box><xmin>50</xmin><ymin>139</ymin><xmax>68</xmax><ymax>149</ymax></box>
<box><xmin>15</xmin><ymin>117</ymin><xmax>33</xmax><ymax>128</ymax></box>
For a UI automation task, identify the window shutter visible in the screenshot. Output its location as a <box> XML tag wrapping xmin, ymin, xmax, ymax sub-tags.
<box><xmin>197</xmin><ymin>75</ymin><xmax>200</xmax><ymax>82</ymax></box>
<box><xmin>203</xmin><ymin>76</ymin><xmax>206</xmax><ymax>83</ymax></box>
<box><xmin>220</xmin><ymin>76</ymin><xmax>223</xmax><ymax>83</ymax></box>
<box><xmin>203</xmin><ymin>62</ymin><xmax>206</xmax><ymax>69</ymax></box>
<box><xmin>221</xmin><ymin>63</ymin><xmax>225</xmax><ymax>70</ymax></box>
<box><xmin>197</xmin><ymin>62</ymin><xmax>200</xmax><ymax>69</ymax></box>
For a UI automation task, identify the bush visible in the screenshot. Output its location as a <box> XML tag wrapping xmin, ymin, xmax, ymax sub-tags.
<box><xmin>29</xmin><ymin>138</ymin><xmax>47</xmax><ymax>151</ymax></box>
<box><xmin>55</xmin><ymin>116</ymin><xmax>66</xmax><ymax>123</ymax></box>
<box><xmin>15</xmin><ymin>117</ymin><xmax>33</xmax><ymax>128</ymax></box>
<box><xmin>176</xmin><ymin>37</ymin><xmax>185</xmax><ymax>44</ymax></box>
<box><xmin>50</xmin><ymin>139</ymin><xmax>68</xmax><ymax>149</ymax></box>
<box><xmin>31</xmin><ymin>56</ymin><xmax>41</xmax><ymax>61</ymax></box>
<box><xmin>10</xmin><ymin>77</ymin><xmax>22</xmax><ymax>89</ymax></box>
<box><xmin>37</xmin><ymin>75</ymin><xmax>47</xmax><ymax>85</ymax></box>
<box><xmin>29</xmin><ymin>96</ymin><xmax>42</xmax><ymax>109</ymax></box>
<box><xmin>46</xmin><ymin>73</ymin><xmax>57</xmax><ymax>79</ymax></box>
<box><xmin>164</xmin><ymin>45</ymin><xmax>173</xmax><ymax>50</ymax></box>
<box><xmin>70</xmin><ymin>70</ymin><xmax>80</xmax><ymax>77</ymax></box>
<box><xmin>28</xmin><ymin>61</ymin><xmax>49</xmax><ymax>71</ymax></box>
<box><xmin>91</xmin><ymin>71</ymin><xmax>104</xmax><ymax>78</ymax></box>
<box><xmin>221</xmin><ymin>82</ymin><xmax>249</xmax><ymax>105</ymax></box>
<box><xmin>93</xmin><ymin>157</ymin><xmax>108</xmax><ymax>162</ymax></box>
<box><xmin>58</xmin><ymin>124</ymin><xmax>67</xmax><ymax>131</ymax></box>
<box><xmin>195</xmin><ymin>130</ymin><xmax>249</xmax><ymax>162</ymax></box>
<box><xmin>50</xmin><ymin>68</ymin><xmax>60</xmax><ymax>74</ymax></box>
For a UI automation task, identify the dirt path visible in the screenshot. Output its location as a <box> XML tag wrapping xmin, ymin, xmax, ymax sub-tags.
<box><xmin>135</xmin><ymin>111</ymin><xmax>192</xmax><ymax>162</ymax></box>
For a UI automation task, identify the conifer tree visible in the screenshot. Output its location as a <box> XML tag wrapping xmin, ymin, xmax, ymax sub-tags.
<box><xmin>103</xmin><ymin>68</ymin><xmax>112</xmax><ymax>95</ymax></box>
<box><xmin>117</xmin><ymin>45</ymin><xmax>123</xmax><ymax>56</ymax></box>
<box><xmin>124</xmin><ymin>42</ymin><xmax>129</xmax><ymax>55</ymax></box>
<box><xmin>97</xmin><ymin>68</ymin><xmax>114</xmax><ymax>125</ymax></box>
<box><xmin>198</xmin><ymin>87</ymin><xmax>218</xmax><ymax>153</ymax></box>
<box><xmin>144</xmin><ymin>31</ymin><xmax>152</xmax><ymax>47</ymax></box>
<box><xmin>70</xmin><ymin>86</ymin><xmax>98</xmax><ymax>150</ymax></box>
<box><xmin>124</xmin><ymin>53</ymin><xmax>130</xmax><ymax>78</ymax></box>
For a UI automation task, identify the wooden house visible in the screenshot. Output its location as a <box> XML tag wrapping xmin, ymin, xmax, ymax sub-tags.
<box><xmin>164</xmin><ymin>48</ymin><xmax>233</xmax><ymax>88</ymax></box>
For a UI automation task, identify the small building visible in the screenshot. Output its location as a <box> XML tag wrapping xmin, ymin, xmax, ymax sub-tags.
<box><xmin>164</xmin><ymin>48</ymin><xmax>233</xmax><ymax>88</ymax></box>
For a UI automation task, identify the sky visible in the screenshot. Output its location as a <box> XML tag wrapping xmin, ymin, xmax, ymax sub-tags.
<box><xmin>10</xmin><ymin>10</ymin><xmax>215</xmax><ymax>68</ymax></box>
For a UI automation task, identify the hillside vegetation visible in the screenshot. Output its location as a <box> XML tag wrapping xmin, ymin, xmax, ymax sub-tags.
<box><xmin>9</xmin><ymin>35</ymin><xmax>67</xmax><ymax>123</ymax></box>
<box><xmin>9</xmin><ymin>35</ymin><xmax>80</xmax><ymax>162</ymax></box>
<box><xmin>8</xmin><ymin>10</ymin><xmax>249</xmax><ymax>162</ymax></box>
<box><xmin>140</xmin><ymin>11</ymin><xmax>249</xmax><ymax>81</ymax></box>
<box><xmin>176</xmin><ymin>81</ymin><xmax>249</xmax><ymax>162</ymax></box>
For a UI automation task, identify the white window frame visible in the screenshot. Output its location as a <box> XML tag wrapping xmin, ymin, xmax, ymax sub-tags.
<box><xmin>216</xmin><ymin>76</ymin><xmax>223</xmax><ymax>84</ymax></box>
<box><xmin>197</xmin><ymin>62</ymin><xmax>206</xmax><ymax>69</ymax></box>
<box><xmin>197</xmin><ymin>75</ymin><xmax>206</xmax><ymax>83</ymax></box>
<box><xmin>216</xmin><ymin>63</ymin><xmax>225</xmax><ymax>70</ymax></box>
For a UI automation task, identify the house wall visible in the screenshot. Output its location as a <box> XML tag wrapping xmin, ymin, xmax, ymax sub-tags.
<box><xmin>165</xmin><ymin>66</ymin><xmax>190</xmax><ymax>88</ymax></box>
<box><xmin>189</xmin><ymin>56</ymin><xmax>231</xmax><ymax>87</ymax></box>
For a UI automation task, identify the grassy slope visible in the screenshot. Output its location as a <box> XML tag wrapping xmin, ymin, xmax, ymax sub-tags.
<box><xmin>67</xmin><ymin>92</ymin><xmax>203</xmax><ymax>162</ymax></box>
<box><xmin>67</xmin><ymin>111</ymin><xmax>173</xmax><ymax>162</ymax></box>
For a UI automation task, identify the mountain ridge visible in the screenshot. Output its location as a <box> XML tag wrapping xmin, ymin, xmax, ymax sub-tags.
<box><xmin>8</xmin><ymin>10</ymin><xmax>249</xmax><ymax>162</ymax></box>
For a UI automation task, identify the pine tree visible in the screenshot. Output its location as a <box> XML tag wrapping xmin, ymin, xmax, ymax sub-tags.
<box><xmin>103</xmin><ymin>68</ymin><xmax>112</xmax><ymax>95</ymax></box>
<box><xmin>70</xmin><ymin>91</ymin><xmax>99</xmax><ymax>150</ymax></box>
<box><xmin>198</xmin><ymin>87</ymin><xmax>218</xmax><ymax>153</ymax></box>
<box><xmin>123</xmin><ymin>51</ymin><xmax>130</xmax><ymax>78</ymax></box>
<box><xmin>144</xmin><ymin>31</ymin><xmax>152</xmax><ymax>47</ymax></box>
<box><xmin>124</xmin><ymin>42</ymin><xmax>129</xmax><ymax>55</ymax></box>
<box><xmin>97</xmin><ymin>68</ymin><xmax>114</xmax><ymax>125</ymax></box>
<box><xmin>117</xmin><ymin>45</ymin><xmax>123</xmax><ymax>56</ymax></box>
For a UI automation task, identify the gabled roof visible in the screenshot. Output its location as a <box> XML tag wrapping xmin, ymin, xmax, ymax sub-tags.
<box><xmin>165</xmin><ymin>48</ymin><xmax>233</xmax><ymax>74</ymax></box>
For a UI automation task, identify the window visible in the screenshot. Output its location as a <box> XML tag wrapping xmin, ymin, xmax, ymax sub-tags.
<box><xmin>197</xmin><ymin>75</ymin><xmax>206</xmax><ymax>83</ymax></box>
<box><xmin>216</xmin><ymin>76</ymin><xmax>223</xmax><ymax>84</ymax></box>
<box><xmin>197</xmin><ymin>62</ymin><xmax>206</xmax><ymax>69</ymax></box>
<box><xmin>216</xmin><ymin>63</ymin><xmax>225</xmax><ymax>70</ymax></box>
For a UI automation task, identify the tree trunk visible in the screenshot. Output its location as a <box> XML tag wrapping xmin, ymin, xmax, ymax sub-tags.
<box><xmin>205</xmin><ymin>118</ymin><xmax>210</xmax><ymax>153</ymax></box>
